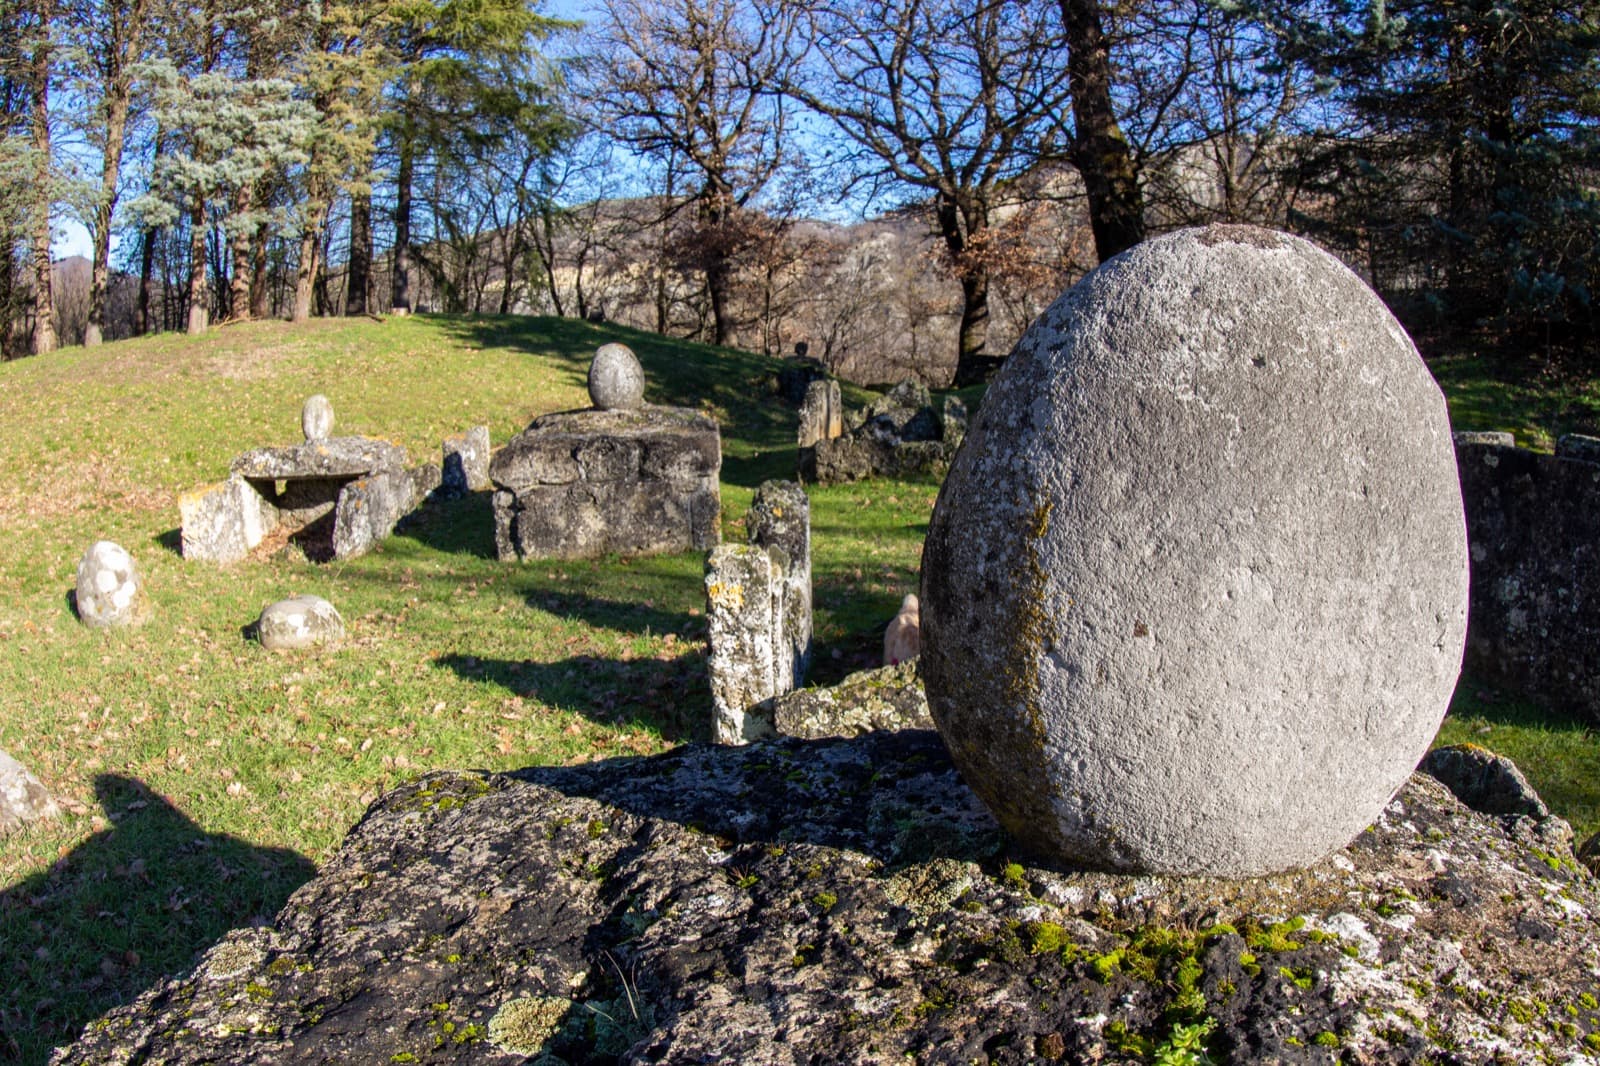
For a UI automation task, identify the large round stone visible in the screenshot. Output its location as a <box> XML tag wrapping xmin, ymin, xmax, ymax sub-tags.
<box><xmin>588</xmin><ymin>343</ymin><xmax>646</xmax><ymax>411</ymax></box>
<box><xmin>921</xmin><ymin>225</ymin><xmax>1469</xmax><ymax>878</ymax></box>
<box><xmin>74</xmin><ymin>540</ymin><xmax>149</xmax><ymax>628</ymax></box>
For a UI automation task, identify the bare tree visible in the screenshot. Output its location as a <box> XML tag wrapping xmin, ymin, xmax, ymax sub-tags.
<box><xmin>787</xmin><ymin>0</ymin><xmax>1071</xmax><ymax>384</ymax></box>
<box><xmin>587</xmin><ymin>0</ymin><xmax>801</xmax><ymax>346</ymax></box>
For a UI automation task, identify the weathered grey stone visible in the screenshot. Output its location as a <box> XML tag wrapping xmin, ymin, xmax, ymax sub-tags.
<box><xmin>332</xmin><ymin>469</ymin><xmax>420</xmax><ymax>559</ymax></box>
<box><xmin>705</xmin><ymin>544</ymin><xmax>786</xmax><ymax>744</ymax></box>
<box><xmin>0</xmin><ymin>748</ymin><xmax>59</xmax><ymax>836</ymax></box>
<box><xmin>1420</xmin><ymin>744</ymin><xmax>1550</xmax><ymax>819</ymax></box>
<box><xmin>706</xmin><ymin>483</ymin><xmax>815</xmax><ymax>744</ymax></box>
<box><xmin>179</xmin><ymin>474</ymin><xmax>277</xmax><ymax>564</ymax></box>
<box><xmin>767</xmin><ymin>658</ymin><xmax>931</xmax><ymax>739</ymax></box>
<box><xmin>940</xmin><ymin>395</ymin><xmax>968</xmax><ymax>450</ymax></box>
<box><xmin>490</xmin><ymin>407</ymin><xmax>721</xmax><ymax>561</ymax></box>
<box><xmin>797</xmin><ymin>379</ymin><xmax>842</xmax><ymax>448</ymax></box>
<box><xmin>73</xmin><ymin>540</ymin><xmax>149</xmax><ymax>628</ymax></box>
<box><xmin>258</xmin><ymin>594</ymin><xmax>344</xmax><ymax>652</ymax></box>
<box><xmin>54</xmin><ymin>734</ymin><xmax>1600</xmax><ymax>1066</ymax></box>
<box><xmin>441</xmin><ymin>425</ymin><xmax>491</xmax><ymax>494</ymax></box>
<box><xmin>301</xmin><ymin>394</ymin><xmax>334</xmax><ymax>442</ymax></box>
<box><xmin>1579</xmin><ymin>831</ymin><xmax>1600</xmax><ymax>877</ymax></box>
<box><xmin>922</xmin><ymin>225</ymin><xmax>1470</xmax><ymax>877</ymax></box>
<box><xmin>232</xmin><ymin>436</ymin><xmax>408</xmax><ymax>481</ymax></box>
<box><xmin>801</xmin><ymin>380</ymin><xmax>959</xmax><ymax>484</ymax></box>
<box><xmin>747</xmin><ymin>480</ymin><xmax>811</xmax><ymax>687</ymax></box>
<box><xmin>1455</xmin><ymin>436</ymin><xmax>1600</xmax><ymax>722</ymax></box>
<box><xmin>1556</xmin><ymin>433</ymin><xmax>1600</xmax><ymax>464</ymax></box>
<box><xmin>1452</xmin><ymin>430</ymin><xmax>1515</xmax><ymax>447</ymax></box>
<box><xmin>588</xmin><ymin>342</ymin><xmax>646</xmax><ymax>411</ymax></box>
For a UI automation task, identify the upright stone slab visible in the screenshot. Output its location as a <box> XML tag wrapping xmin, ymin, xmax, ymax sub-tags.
<box><xmin>705</xmin><ymin>544</ymin><xmax>785</xmax><ymax>744</ymax></box>
<box><xmin>489</xmin><ymin>407</ymin><xmax>720</xmax><ymax>561</ymax></box>
<box><xmin>747</xmin><ymin>480</ymin><xmax>812</xmax><ymax>688</ymax></box>
<box><xmin>922</xmin><ymin>225</ymin><xmax>1469</xmax><ymax>877</ymax></box>
<box><xmin>441</xmin><ymin>425</ymin><xmax>491</xmax><ymax>495</ymax></box>
<box><xmin>179</xmin><ymin>474</ymin><xmax>277</xmax><ymax>564</ymax></box>
<box><xmin>797</xmin><ymin>379</ymin><xmax>841</xmax><ymax>448</ymax></box>
<box><xmin>0</xmin><ymin>748</ymin><xmax>60</xmax><ymax>835</ymax></box>
<box><xmin>74</xmin><ymin>540</ymin><xmax>150</xmax><ymax>627</ymax></box>
<box><xmin>331</xmin><ymin>469</ymin><xmax>418</xmax><ymax>559</ymax></box>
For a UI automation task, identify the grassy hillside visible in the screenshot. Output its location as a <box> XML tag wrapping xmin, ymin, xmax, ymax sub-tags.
<box><xmin>0</xmin><ymin>315</ymin><xmax>1593</xmax><ymax>1061</ymax></box>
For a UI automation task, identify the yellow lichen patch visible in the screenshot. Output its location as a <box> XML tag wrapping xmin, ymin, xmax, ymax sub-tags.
<box><xmin>487</xmin><ymin>995</ymin><xmax>569</xmax><ymax>1054</ymax></box>
<box><xmin>706</xmin><ymin>581</ymin><xmax>744</xmax><ymax>610</ymax></box>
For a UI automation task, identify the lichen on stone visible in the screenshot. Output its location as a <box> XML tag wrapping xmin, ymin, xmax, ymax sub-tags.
<box><xmin>487</xmin><ymin>995</ymin><xmax>570</xmax><ymax>1055</ymax></box>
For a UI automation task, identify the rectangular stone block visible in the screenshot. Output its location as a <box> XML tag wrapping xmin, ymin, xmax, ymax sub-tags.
<box><xmin>442</xmin><ymin>425</ymin><xmax>492</xmax><ymax>494</ymax></box>
<box><xmin>333</xmin><ymin>469</ymin><xmax>418</xmax><ymax>560</ymax></box>
<box><xmin>706</xmin><ymin>544</ymin><xmax>784</xmax><ymax>744</ymax></box>
<box><xmin>489</xmin><ymin>406</ymin><xmax>723</xmax><ymax>562</ymax></box>
<box><xmin>179</xmin><ymin>474</ymin><xmax>277</xmax><ymax>564</ymax></box>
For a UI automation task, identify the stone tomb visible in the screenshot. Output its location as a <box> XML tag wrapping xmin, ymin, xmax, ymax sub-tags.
<box><xmin>181</xmin><ymin>402</ymin><xmax>420</xmax><ymax>564</ymax></box>
<box><xmin>490</xmin><ymin>406</ymin><xmax>721</xmax><ymax>561</ymax></box>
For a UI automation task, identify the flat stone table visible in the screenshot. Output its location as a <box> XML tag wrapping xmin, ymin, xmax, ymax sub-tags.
<box><xmin>489</xmin><ymin>406</ymin><xmax>721</xmax><ymax>561</ymax></box>
<box><xmin>181</xmin><ymin>437</ymin><xmax>418</xmax><ymax>564</ymax></box>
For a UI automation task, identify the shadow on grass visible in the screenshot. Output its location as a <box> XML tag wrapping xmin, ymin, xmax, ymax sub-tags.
<box><xmin>432</xmin><ymin>651</ymin><xmax>709</xmax><ymax>743</ymax></box>
<box><xmin>0</xmin><ymin>775</ymin><xmax>315</xmax><ymax>1064</ymax></box>
<box><xmin>152</xmin><ymin>529</ymin><xmax>183</xmax><ymax>557</ymax></box>
<box><xmin>392</xmin><ymin>489</ymin><xmax>500</xmax><ymax>559</ymax></box>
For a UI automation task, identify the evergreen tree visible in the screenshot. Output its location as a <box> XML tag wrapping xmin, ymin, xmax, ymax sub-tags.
<box><xmin>382</xmin><ymin>0</ymin><xmax>568</xmax><ymax>314</ymax></box>
<box><xmin>1264</xmin><ymin>0</ymin><xmax>1600</xmax><ymax>361</ymax></box>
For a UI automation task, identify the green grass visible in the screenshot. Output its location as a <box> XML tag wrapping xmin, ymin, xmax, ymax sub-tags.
<box><xmin>0</xmin><ymin>314</ymin><xmax>932</xmax><ymax>1061</ymax></box>
<box><xmin>1428</xmin><ymin>350</ymin><xmax>1600</xmax><ymax>451</ymax></box>
<box><xmin>0</xmin><ymin>317</ymin><xmax>1595</xmax><ymax>1062</ymax></box>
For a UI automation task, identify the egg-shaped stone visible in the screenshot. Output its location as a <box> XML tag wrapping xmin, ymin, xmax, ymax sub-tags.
<box><xmin>588</xmin><ymin>343</ymin><xmax>646</xmax><ymax>411</ymax></box>
<box><xmin>921</xmin><ymin>225</ymin><xmax>1469</xmax><ymax>877</ymax></box>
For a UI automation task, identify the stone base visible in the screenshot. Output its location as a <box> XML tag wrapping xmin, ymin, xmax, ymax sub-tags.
<box><xmin>490</xmin><ymin>406</ymin><xmax>721</xmax><ymax>561</ymax></box>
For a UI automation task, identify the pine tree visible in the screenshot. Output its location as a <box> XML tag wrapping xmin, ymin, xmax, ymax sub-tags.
<box><xmin>1267</xmin><ymin>0</ymin><xmax>1600</xmax><ymax>361</ymax></box>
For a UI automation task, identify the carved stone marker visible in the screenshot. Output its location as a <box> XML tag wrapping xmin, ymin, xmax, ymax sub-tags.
<box><xmin>705</xmin><ymin>481</ymin><xmax>813</xmax><ymax>743</ymax></box>
<box><xmin>922</xmin><ymin>225</ymin><xmax>1470</xmax><ymax>877</ymax></box>
<box><xmin>587</xmin><ymin>343</ymin><xmax>646</xmax><ymax>411</ymax></box>
<box><xmin>74</xmin><ymin>540</ymin><xmax>149</xmax><ymax>628</ymax></box>
<box><xmin>302</xmin><ymin>394</ymin><xmax>334</xmax><ymax>442</ymax></box>
<box><xmin>489</xmin><ymin>407</ymin><xmax>720</xmax><ymax>561</ymax></box>
<box><xmin>441</xmin><ymin>425</ymin><xmax>491</xmax><ymax>495</ymax></box>
<box><xmin>797</xmin><ymin>378</ymin><xmax>842</xmax><ymax>448</ymax></box>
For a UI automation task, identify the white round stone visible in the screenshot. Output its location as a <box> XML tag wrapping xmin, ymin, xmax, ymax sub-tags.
<box><xmin>921</xmin><ymin>225</ymin><xmax>1469</xmax><ymax>878</ymax></box>
<box><xmin>587</xmin><ymin>343</ymin><xmax>646</xmax><ymax>411</ymax></box>
<box><xmin>258</xmin><ymin>594</ymin><xmax>345</xmax><ymax>652</ymax></box>
<box><xmin>74</xmin><ymin>540</ymin><xmax>148</xmax><ymax>628</ymax></box>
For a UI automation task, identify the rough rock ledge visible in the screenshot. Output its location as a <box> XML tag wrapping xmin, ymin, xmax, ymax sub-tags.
<box><xmin>57</xmin><ymin>732</ymin><xmax>1600</xmax><ymax>1065</ymax></box>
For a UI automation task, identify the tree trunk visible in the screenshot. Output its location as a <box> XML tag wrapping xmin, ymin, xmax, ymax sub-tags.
<box><xmin>228</xmin><ymin>184</ymin><xmax>253</xmax><ymax>321</ymax></box>
<box><xmin>390</xmin><ymin>136</ymin><xmax>413</xmax><ymax>313</ymax></box>
<box><xmin>249</xmin><ymin>217</ymin><xmax>270</xmax><ymax>320</ymax></box>
<box><xmin>187</xmin><ymin>202</ymin><xmax>209</xmax><ymax>334</ymax></box>
<box><xmin>293</xmin><ymin>203</ymin><xmax>326</xmax><ymax>323</ymax></box>
<box><xmin>1062</xmin><ymin>0</ymin><xmax>1145</xmax><ymax>263</ymax></box>
<box><xmin>347</xmin><ymin>187</ymin><xmax>371</xmax><ymax>315</ymax></box>
<box><xmin>28</xmin><ymin>0</ymin><xmax>57</xmax><ymax>355</ymax></box>
<box><xmin>86</xmin><ymin>91</ymin><xmax>131</xmax><ymax>346</ymax></box>
<box><xmin>935</xmin><ymin>193</ymin><xmax>1002</xmax><ymax>386</ymax></box>
<box><xmin>136</xmin><ymin>226</ymin><xmax>156</xmax><ymax>335</ymax></box>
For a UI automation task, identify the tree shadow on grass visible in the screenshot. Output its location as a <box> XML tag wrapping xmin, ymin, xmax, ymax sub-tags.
<box><xmin>391</xmin><ymin>489</ymin><xmax>500</xmax><ymax>559</ymax></box>
<box><xmin>433</xmin><ymin>650</ymin><xmax>711</xmax><ymax>743</ymax></box>
<box><xmin>0</xmin><ymin>775</ymin><xmax>315</xmax><ymax>1064</ymax></box>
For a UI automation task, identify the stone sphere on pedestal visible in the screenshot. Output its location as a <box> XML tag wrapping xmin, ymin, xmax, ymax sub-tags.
<box><xmin>920</xmin><ymin>225</ymin><xmax>1469</xmax><ymax>877</ymax></box>
<box><xmin>588</xmin><ymin>344</ymin><xmax>646</xmax><ymax>411</ymax></box>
